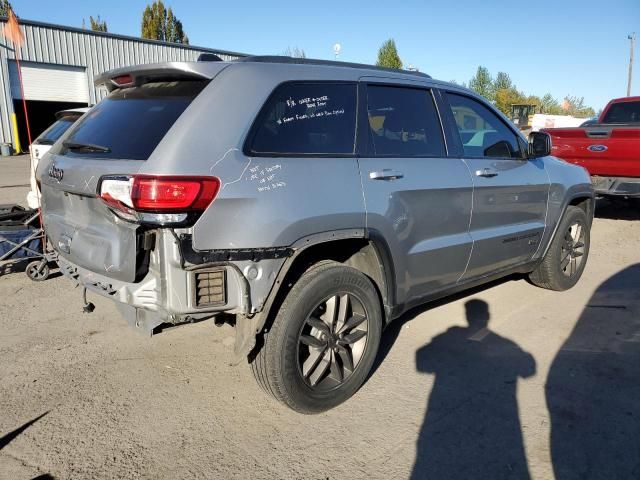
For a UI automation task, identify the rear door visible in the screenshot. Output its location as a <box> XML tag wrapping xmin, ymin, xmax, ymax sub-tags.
<box><xmin>358</xmin><ymin>81</ymin><xmax>473</xmax><ymax>305</ymax></box>
<box><xmin>39</xmin><ymin>79</ymin><xmax>209</xmax><ymax>282</ymax></box>
<box><xmin>441</xmin><ymin>92</ymin><xmax>549</xmax><ymax>280</ymax></box>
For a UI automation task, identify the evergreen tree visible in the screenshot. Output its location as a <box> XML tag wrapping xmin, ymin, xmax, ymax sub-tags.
<box><xmin>284</xmin><ymin>46</ymin><xmax>306</xmax><ymax>58</ymax></box>
<box><xmin>89</xmin><ymin>15</ymin><xmax>108</xmax><ymax>32</ymax></box>
<box><xmin>469</xmin><ymin>66</ymin><xmax>494</xmax><ymax>101</ymax></box>
<box><xmin>141</xmin><ymin>1</ymin><xmax>189</xmax><ymax>44</ymax></box>
<box><xmin>376</xmin><ymin>39</ymin><xmax>402</xmax><ymax>69</ymax></box>
<box><xmin>0</xmin><ymin>0</ymin><xmax>12</xmax><ymax>17</ymax></box>
<box><xmin>493</xmin><ymin>72</ymin><xmax>513</xmax><ymax>91</ymax></box>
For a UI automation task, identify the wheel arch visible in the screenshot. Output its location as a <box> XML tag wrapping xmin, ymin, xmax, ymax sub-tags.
<box><xmin>540</xmin><ymin>192</ymin><xmax>594</xmax><ymax>260</ymax></box>
<box><xmin>244</xmin><ymin>232</ymin><xmax>398</xmax><ymax>361</ymax></box>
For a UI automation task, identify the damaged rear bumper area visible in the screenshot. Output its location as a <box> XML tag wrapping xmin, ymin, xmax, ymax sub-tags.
<box><xmin>56</xmin><ymin>229</ymin><xmax>289</xmax><ymax>336</ymax></box>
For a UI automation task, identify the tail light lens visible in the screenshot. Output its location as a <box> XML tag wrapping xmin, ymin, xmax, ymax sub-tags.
<box><xmin>131</xmin><ymin>176</ymin><xmax>219</xmax><ymax>211</ymax></box>
<box><xmin>99</xmin><ymin>175</ymin><xmax>220</xmax><ymax>226</ymax></box>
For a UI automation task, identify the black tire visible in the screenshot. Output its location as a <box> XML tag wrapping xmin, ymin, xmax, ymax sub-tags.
<box><xmin>26</xmin><ymin>260</ymin><xmax>49</xmax><ymax>282</ymax></box>
<box><xmin>529</xmin><ymin>206</ymin><xmax>590</xmax><ymax>291</ymax></box>
<box><xmin>251</xmin><ymin>261</ymin><xmax>382</xmax><ymax>414</ymax></box>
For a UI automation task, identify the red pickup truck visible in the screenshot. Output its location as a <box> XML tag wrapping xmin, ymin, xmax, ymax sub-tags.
<box><xmin>543</xmin><ymin>96</ymin><xmax>640</xmax><ymax>198</ymax></box>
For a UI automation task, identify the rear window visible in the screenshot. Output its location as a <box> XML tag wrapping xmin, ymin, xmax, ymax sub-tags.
<box><xmin>60</xmin><ymin>81</ymin><xmax>206</xmax><ymax>160</ymax></box>
<box><xmin>34</xmin><ymin>116</ymin><xmax>79</xmax><ymax>145</ymax></box>
<box><xmin>248</xmin><ymin>82</ymin><xmax>357</xmax><ymax>156</ymax></box>
<box><xmin>602</xmin><ymin>101</ymin><xmax>640</xmax><ymax>124</ymax></box>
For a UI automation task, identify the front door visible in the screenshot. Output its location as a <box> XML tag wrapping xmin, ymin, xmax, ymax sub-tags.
<box><xmin>442</xmin><ymin>92</ymin><xmax>549</xmax><ymax>280</ymax></box>
<box><xmin>358</xmin><ymin>82</ymin><xmax>474</xmax><ymax>306</ymax></box>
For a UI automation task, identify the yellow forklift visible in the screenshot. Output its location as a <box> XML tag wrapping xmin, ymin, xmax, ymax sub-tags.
<box><xmin>510</xmin><ymin>104</ymin><xmax>538</xmax><ymax>130</ymax></box>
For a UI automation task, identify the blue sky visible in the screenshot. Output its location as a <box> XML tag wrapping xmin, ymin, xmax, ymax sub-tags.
<box><xmin>12</xmin><ymin>0</ymin><xmax>640</xmax><ymax>111</ymax></box>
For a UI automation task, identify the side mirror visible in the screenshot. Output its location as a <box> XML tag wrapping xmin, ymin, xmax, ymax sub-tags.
<box><xmin>528</xmin><ymin>131</ymin><xmax>552</xmax><ymax>158</ymax></box>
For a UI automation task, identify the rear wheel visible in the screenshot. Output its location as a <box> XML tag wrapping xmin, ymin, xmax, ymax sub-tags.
<box><xmin>529</xmin><ymin>206</ymin><xmax>590</xmax><ymax>291</ymax></box>
<box><xmin>251</xmin><ymin>261</ymin><xmax>382</xmax><ymax>413</ymax></box>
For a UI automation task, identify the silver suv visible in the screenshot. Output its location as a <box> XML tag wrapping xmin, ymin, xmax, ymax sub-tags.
<box><xmin>38</xmin><ymin>57</ymin><xmax>594</xmax><ymax>413</ymax></box>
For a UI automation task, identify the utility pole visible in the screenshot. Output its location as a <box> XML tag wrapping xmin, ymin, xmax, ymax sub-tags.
<box><xmin>628</xmin><ymin>33</ymin><xmax>636</xmax><ymax>97</ymax></box>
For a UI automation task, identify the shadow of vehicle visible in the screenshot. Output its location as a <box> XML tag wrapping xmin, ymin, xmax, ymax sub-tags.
<box><xmin>546</xmin><ymin>264</ymin><xmax>640</xmax><ymax>479</ymax></box>
<box><xmin>410</xmin><ymin>299</ymin><xmax>536</xmax><ymax>479</ymax></box>
<box><xmin>594</xmin><ymin>197</ymin><xmax>640</xmax><ymax>221</ymax></box>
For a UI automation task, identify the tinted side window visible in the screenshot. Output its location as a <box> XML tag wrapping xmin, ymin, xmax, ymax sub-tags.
<box><xmin>446</xmin><ymin>93</ymin><xmax>522</xmax><ymax>159</ymax></box>
<box><xmin>602</xmin><ymin>101</ymin><xmax>640</xmax><ymax>123</ymax></box>
<box><xmin>366</xmin><ymin>86</ymin><xmax>445</xmax><ymax>157</ymax></box>
<box><xmin>34</xmin><ymin>117</ymin><xmax>77</xmax><ymax>145</ymax></box>
<box><xmin>249</xmin><ymin>83</ymin><xmax>357</xmax><ymax>155</ymax></box>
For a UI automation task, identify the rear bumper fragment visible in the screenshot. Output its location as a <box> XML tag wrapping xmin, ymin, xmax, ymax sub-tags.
<box><xmin>591</xmin><ymin>176</ymin><xmax>640</xmax><ymax>198</ymax></box>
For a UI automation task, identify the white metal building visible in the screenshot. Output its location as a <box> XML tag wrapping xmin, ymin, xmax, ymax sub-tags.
<box><xmin>0</xmin><ymin>17</ymin><xmax>247</xmax><ymax>150</ymax></box>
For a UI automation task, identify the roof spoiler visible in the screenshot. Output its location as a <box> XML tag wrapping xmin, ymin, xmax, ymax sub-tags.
<box><xmin>95</xmin><ymin>62</ymin><xmax>219</xmax><ymax>92</ymax></box>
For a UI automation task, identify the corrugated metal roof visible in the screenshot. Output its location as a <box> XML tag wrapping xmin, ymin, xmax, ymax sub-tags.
<box><xmin>0</xmin><ymin>17</ymin><xmax>249</xmax><ymax>145</ymax></box>
<box><xmin>0</xmin><ymin>17</ymin><xmax>250</xmax><ymax>58</ymax></box>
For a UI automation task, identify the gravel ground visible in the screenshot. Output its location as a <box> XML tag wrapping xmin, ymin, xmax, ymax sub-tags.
<box><xmin>1</xmin><ymin>155</ymin><xmax>639</xmax><ymax>479</ymax></box>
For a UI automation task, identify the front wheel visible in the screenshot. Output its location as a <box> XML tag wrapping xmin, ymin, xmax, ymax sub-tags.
<box><xmin>529</xmin><ymin>206</ymin><xmax>590</xmax><ymax>291</ymax></box>
<box><xmin>251</xmin><ymin>261</ymin><xmax>382</xmax><ymax>413</ymax></box>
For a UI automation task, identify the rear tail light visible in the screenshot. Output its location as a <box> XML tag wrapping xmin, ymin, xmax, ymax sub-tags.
<box><xmin>99</xmin><ymin>175</ymin><xmax>220</xmax><ymax>226</ymax></box>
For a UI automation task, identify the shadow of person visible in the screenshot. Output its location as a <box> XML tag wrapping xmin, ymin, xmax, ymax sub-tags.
<box><xmin>411</xmin><ymin>299</ymin><xmax>536</xmax><ymax>480</ymax></box>
<box><xmin>546</xmin><ymin>264</ymin><xmax>640</xmax><ymax>479</ymax></box>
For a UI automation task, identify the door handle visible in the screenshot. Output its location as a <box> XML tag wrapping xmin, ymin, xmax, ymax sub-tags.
<box><xmin>369</xmin><ymin>169</ymin><xmax>404</xmax><ymax>181</ymax></box>
<box><xmin>475</xmin><ymin>167</ymin><xmax>498</xmax><ymax>178</ymax></box>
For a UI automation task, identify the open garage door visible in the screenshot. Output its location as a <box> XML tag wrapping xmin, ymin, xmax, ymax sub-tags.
<box><xmin>9</xmin><ymin>61</ymin><xmax>89</xmax><ymax>149</ymax></box>
<box><xmin>10</xmin><ymin>61</ymin><xmax>89</xmax><ymax>103</ymax></box>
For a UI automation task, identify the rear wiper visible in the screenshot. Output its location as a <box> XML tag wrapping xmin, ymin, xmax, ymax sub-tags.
<box><xmin>63</xmin><ymin>141</ymin><xmax>111</xmax><ymax>153</ymax></box>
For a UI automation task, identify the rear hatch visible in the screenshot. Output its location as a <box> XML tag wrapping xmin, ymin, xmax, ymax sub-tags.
<box><xmin>546</xmin><ymin>126</ymin><xmax>640</xmax><ymax>177</ymax></box>
<box><xmin>40</xmin><ymin>64</ymin><xmax>220</xmax><ymax>282</ymax></box>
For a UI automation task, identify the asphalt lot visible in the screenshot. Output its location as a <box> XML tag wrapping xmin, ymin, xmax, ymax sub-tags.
<box><xmin>1</xmin><ymin>155</ymin><xmax>639</xmax><ymax>479</ymax></box>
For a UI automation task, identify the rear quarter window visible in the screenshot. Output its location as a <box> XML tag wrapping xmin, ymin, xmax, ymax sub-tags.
<box><xmin>60</xmin><ymin>80</ymin><xmax>206</xmax><ymax>160</ymax></box>
<box><xmin>247</xmin><ymin>82</ymin><xmax>357</xmax><ymax>156</ymax></box>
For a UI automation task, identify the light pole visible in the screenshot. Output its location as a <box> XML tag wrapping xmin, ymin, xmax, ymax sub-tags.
<box><xmin>628</xmin><ymin>33</ymin><xmax>636</xmax><ymax>97</ymax></box>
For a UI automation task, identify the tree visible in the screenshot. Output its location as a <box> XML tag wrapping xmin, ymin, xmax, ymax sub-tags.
<box><xmin>540</xmin><ymin>93</ymin><xmax>563</xmax><ymax>114</ymax></box>
<box><xmin>494</xmin><ymin>87</ymin><xmax>525</xmax><ymax>116</ymax></box>
<box><xmin>469</xmin><ymin>66</ymin><xmax>494</xmax><ymax>101</ymax></box>
<box><xmin>0</xmin><ymin>0</ymin><xmax>13</xmax><ymax>16</ymax></box>
<box><xmin>376</xmin><ymin>39</ymin><xmax>402</xmax><ymax>69</ymax></box>
<box><xmin>493</xmin><ymin>72</ymin><xmax>513</xmax><ymax>91</ymax></box>
<box><xmin>141</xmin><ymin>1</ymin><xmax>189</xmax><ymax>44</ymax></box>
<box><xmin>561</xmin><ymin>95</ymin><xmax>595</xmax><ymax>118</ymax></box>
<box><xmin>89</xmin><ymin>15</ymin><xmax>107</xmax><ymax>32</ymax></box>
<box><xmin>449</xmin><ymin>79</ymin><xmax>467</xmax><ymax>88</ymax></box>
<box><xmin>283</xmin><ymin>46</ymin><xmax>306</xmax><ymax>58</ymax></box>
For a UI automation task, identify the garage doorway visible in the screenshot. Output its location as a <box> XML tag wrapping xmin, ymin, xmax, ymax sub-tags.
<box><xmin>9</xmin><ymin>61</ymin><xmax>90</xmax><ymax>149</ymax></box>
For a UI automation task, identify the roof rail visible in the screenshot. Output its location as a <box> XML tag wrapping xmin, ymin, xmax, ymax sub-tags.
<box><xmin>236</xmin><ymin>55</ymin><xmax>431</xmax><ymax>79</ymax></box>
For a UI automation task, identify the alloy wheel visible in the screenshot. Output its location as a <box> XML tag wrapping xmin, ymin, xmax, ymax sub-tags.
<box><xmin>560</xmin><ymin>221</ymin><xmax>586</xmax><ymax>277</ymax></box>
<box><xmin>297</xmin><ymin>293</ymin><xmax>369</xmax><ymax>391</ymax></box>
